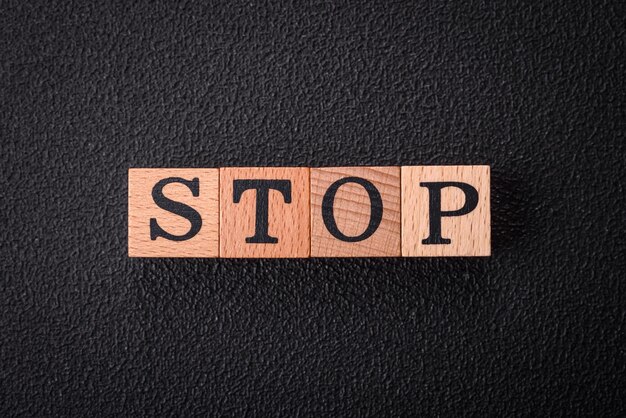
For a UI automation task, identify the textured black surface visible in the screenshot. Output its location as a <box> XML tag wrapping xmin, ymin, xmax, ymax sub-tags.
<box><xmin>1</xmin><ymin>0</ymin><xmax>625</xmax><ymax>416</ymax></box>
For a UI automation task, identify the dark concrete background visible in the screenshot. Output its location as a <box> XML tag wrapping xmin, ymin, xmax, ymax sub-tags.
<box><xmin>1</xmin><ymin>0</ymin><xmax>624</xmax><ymax>415</ymax></box>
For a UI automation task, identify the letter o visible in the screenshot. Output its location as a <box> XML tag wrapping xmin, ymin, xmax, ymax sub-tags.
<box><xmin>321</xmin><ymin>177</ymin><xmax>383</xmax><ymax>242</ymax></box>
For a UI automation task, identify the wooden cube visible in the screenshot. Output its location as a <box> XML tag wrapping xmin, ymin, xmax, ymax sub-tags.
<box><xmin>310</xmin><ymin>167</ymin><xmax>401</xmax><ymax>257</ymax></box>
<box><xmin>128</xmin><ymin>168</ymin><xmax>219</xmax><ymax>257</ymax></box>
<box><xmin>401</xmin><ymin>165</ymin><xmax>490</xmax><ymax>257</ymax></box>
<box><xmin>220</xmin><ymin>167</ymin><xmax>310</xmax><ymax>258</ymax></box>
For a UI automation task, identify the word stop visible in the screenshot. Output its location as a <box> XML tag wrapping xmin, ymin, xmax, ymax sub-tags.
<box><xmin>128</xmin><ymin>166</ymin><xmax>490</xmax><ymax>258</ymax></box>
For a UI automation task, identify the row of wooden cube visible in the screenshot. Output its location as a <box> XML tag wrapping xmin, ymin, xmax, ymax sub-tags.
<box><xmin>129</xmin><ymin>166</ymin><xmax>490</xmax><ymax>258</ymax></box>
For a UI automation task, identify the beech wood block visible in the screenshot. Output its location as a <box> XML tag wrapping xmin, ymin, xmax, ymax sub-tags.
<box><xmin>128</xmin><ymin>168</ymin><xmax>220</xmax><ymax>257</ymax></box>
<box><xmin>220</xmin><ymin>167</ymin><xmax>310</xmax><ymax>258</ymax></box>
<box><xmin>401</xmin><ymin>165</ymin><xmax>490</xmax><ymax>257</ymax></box>
<box><xmin>310</xmin><ymin>166</ymin><xmax>401</xmax><ymax>257</ymax></box>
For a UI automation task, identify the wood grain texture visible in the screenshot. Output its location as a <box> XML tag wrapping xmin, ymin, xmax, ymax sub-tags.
<box><xmin>401</xmin><ymin>165</ymin><xmax>490</xmax><ymax>257</ymax></box>
<box><xmin>311</xmin><ymin>167</ymin><xmax>401</xmax><ymax>257</ymax></box>
<box><xmin>128</xmin><ymin>168</ymin><xmax>219</xmax><ymax>257</ymax></box>
<box><xmin>220</xmin><ymin>167</ymin><xmax>310</xmax><ymax>258</ymax></box>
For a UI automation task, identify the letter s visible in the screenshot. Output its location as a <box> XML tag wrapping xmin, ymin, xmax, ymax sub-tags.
<box><xmin>150</xmin><ymin>177</ymin><xmax>202</xmax><ymax>241</ymax></box>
